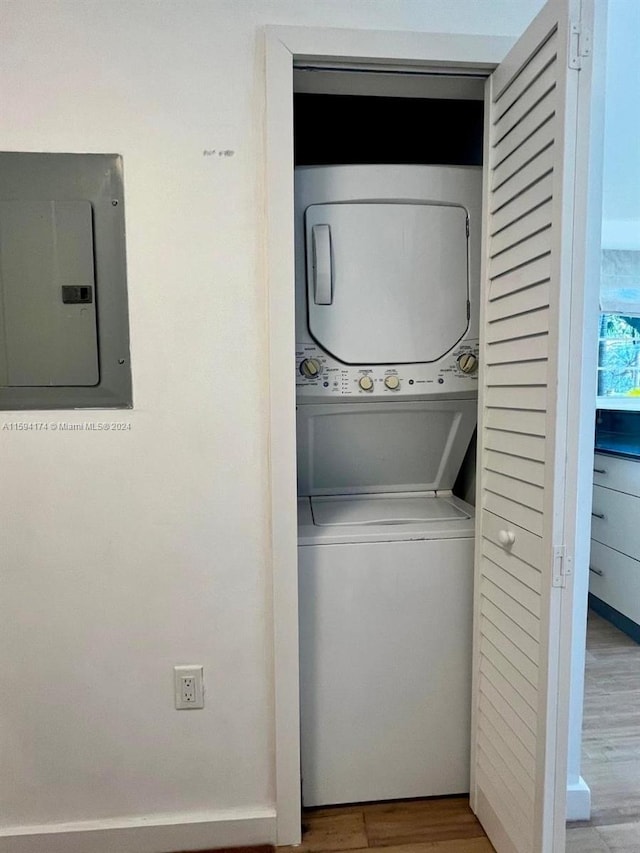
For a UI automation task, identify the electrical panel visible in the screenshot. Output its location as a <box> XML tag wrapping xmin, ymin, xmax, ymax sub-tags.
<box><xmin>0</xmin><ymin>153</ymin><xmax>132</xmax><ymax>409</ymax></box>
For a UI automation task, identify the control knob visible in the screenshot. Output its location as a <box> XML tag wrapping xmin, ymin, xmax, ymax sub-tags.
<box><xmin>457</xmin><ymin>352</ymin><xmax>478</xmax><ymax>374</ymax></box>
<box><xmin>384</xmin><ymin>375</ymin><xmax>400</xmax><ymax>390</ymax></box>
<box><xmin>358</xmin><ymin>376</ymin><xmax>374</xmax><ymax>392</ymax></box>
<box><xmin>300</xmin><ymin>358</ymin><xmax>321</xmax><ymax>378</ymax></box>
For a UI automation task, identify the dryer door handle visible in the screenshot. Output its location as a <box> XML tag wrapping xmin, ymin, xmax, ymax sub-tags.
<box><xmin>312</xmin><ymin>224</ymin><xmax>333</xmax><ymax>305</ymax></box>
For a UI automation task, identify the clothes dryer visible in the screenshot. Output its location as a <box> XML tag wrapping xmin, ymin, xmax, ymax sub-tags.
<box><xmin>295</xmin><ymin>165</ymin><xmax>482</xmax><ymax>401</ymax></box>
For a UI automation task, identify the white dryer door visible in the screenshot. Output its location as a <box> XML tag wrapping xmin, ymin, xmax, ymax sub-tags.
<box><xmin>305</xmin><ymin>201</ymin><xmax>469</xmax><ymax>364</ymax></box>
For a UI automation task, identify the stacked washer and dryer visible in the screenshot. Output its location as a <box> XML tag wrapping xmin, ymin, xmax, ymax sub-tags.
<box><xmin>295</xmin><ymin>164</ymin><xmax>481</xmax><ymax>807</ymax></box>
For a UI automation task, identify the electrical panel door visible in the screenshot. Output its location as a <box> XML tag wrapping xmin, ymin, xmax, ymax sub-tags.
<box><xmin>0</xmin><ymin>152</ymin><xmax>132</xmax><ymax>409</ymax></box>
<box><xmin>0</xmin><ymin>200</ymin><xmax>99</xmax><ymax>387</ymax></box>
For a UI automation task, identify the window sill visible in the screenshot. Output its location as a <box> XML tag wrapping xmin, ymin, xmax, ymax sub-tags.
<box><xmin>596</xmin><ymin>396</ymin><xmax>640</xmax><ymax>412</ymax></box>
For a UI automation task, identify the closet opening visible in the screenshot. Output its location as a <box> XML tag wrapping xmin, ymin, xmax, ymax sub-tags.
<box><xmin>292</xmin><ymin>64</ymin><xmax>486</xmax><ymax>833</ymax></box>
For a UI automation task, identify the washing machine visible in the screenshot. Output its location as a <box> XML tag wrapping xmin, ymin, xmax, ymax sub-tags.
<box><xmin>295</xmin><ymin>165</ymin><xmax>481</xmax><ymax>807</ymax></box>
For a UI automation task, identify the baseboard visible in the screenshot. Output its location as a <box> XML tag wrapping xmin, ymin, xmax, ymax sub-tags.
<box><xmin>566</xmin><ymin>776</ymin><xmax>591</xmax><ymax>822</ymax></box>
<box><xmin>0</xmin><ymin>808</ymin><xmax>276</xmax><ymax>853</ymax></box>
<box><xmin>588</xmin><ymin>593</ymin><xmax>640</xmax><ymax>644</ymax></box>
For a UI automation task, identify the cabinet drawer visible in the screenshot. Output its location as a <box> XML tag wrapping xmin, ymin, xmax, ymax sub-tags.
<box><xmin>593</xmin><ymin>453</ymin><xmax>640</xmax><ymax>497</ymax></box>
<box><xmin>589</xmin><ymin>540</ymin><xmax>640</xmax><ymax>625</ymax></box>
<box><xmin>591</xmin><ymin>485</ymin><xmax>640</xmax><ymax>558</ymax></box>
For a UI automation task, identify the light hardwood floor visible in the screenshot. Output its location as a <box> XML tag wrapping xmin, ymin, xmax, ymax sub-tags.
<box><xmin>282</xmin><ymin>797</ymin><xmax>495</xmax><ymax>853</ymax></box>
<box><xmin>566</xmin><ymin>609</ymin><xmax>640</xmax><ymax>853</ymax></box>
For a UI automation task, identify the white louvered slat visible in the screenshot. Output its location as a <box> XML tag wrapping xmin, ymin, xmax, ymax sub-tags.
<box><xmin>482</xmin><ymin>512</ymin><xmax>542</xmax><ymax>564</ymax></box>
<box><xmin>491</xmin><ymin>173</ymin><xmax>553</xmax><ymax>234</ymax></box>
<box><xmin>493</xmin><ymin>122</ymin><xmax>555</xmax><ymax>192</ymax></box>
<box><xmin>493</xmin><ymin>59</ymin><xmax>557</xmax><ymax>143</ymax></box>
<box><xmin>484</xmin><ymin>471</ymin><xmax>543</xmax><ymax>513</ymax></box>
<box><xmin>493</xmin><ymin>31</ymin><xmax>557</xmax><ymax>119</ymax></box>
<box><xmin>477</xmin><ymin>748</ymin><xmax>534</xmax><ymax>845</ymax></box>
<box><xmin>491</xmin><ymin>146</ymin><xmax>554</xmax><ymax>213</ymax></box>
<box><xmin>486</xmin><ymin>334</ymin><xmax>548</xmax><ymax>366</ymax></box>
<box><xmin>482</xmin><ymin>539</ymin><xmax>542</xmax><ymax>584</ymax></box>
<box><xmin>476</xmin><ymin>749</ymin><xmax>534</xmax><ymax>853</ymax></box>
<box><xmin>472</xmin><ymin>3</ymin><xmax>583</xmax><ymax>851</ymax></box>
<box><xmin>489</xmin><ymin>227</ymin><xmax>551</xmax><ymax>279</ymax></box>
<box><xmin>478</xmin><ymin>660</ymin><xmax>537</xmax><ymax>752</ymax></box>
<box><xmin>476</xmin><ymin>764</ymin><xmax>533</xmax><ymax>853</ymax></box>
<box><xmin>478</xmin><ymin>701</ymin><xmax>536</xmax><ymax>779</ymax></box>
<box><xmin>483</xmin><ymin>512</ymin><xmax>543</xmax><ymax>570</ymax></box>
<box><xmin>481</xmin><ymin>634</ymin><xmax>538</xmax><ymax>711</ymax></box>
<box><xmin>483</xmin><ymin>493</ymin><xmax>543</xmax><ymax>537</ymax></box>
<box><xmin>484</xmin><ymin>385</ymin><xmax>546</xmax><ymax>410</ymax></box>
<box><xmin>482</xmin><ymin>572</ymin><xmax>539</xmax><ymax>634</ymax></box>
<box><xmin>480</xmin><ymin>620</ymin><xmax>540</xmax><ymax>692</ymax></box>
<box><xmin>481</xmin><ymin>598</ymin><xmax>540</xmax><ymax>664</ymax></box>
<box><xmin>493</xmin><ymin>90</ymin><xmax>557</xmax><ymax>171</ymax></box>
<box><xmin>478</xmin><ymin>717</ymin><xmax>534</xmax><ymax>804</ymax></box>
<box><xmin>490</xmin><ymin>201</ymin><xmax>553</xmax><ymax>258</ymax></box>
<box><xmin>482</xmin><ymin>577</ymin><xmax>540</xmax><ymax>639</ymax></box>
<box><xmin>477</xmin><ymin>723</ymin><xmax>535</xmax><ymax>815</ymax></box>
<box><xmin>486</xmin><ymin>307</ymin><xmax>549</xmax><ymax>343</ymax></box>
<box><xmin>485</xmin><ymin>448</ymin><xmax>545</xmax><ymax>488</ymax></box>
<box><xmin>485</xmin><ymin>359</ymin><xmax>547</xmax><ymax>387</ymax></box>
<box><xmin>485</xmin><ymin>429</ymin><xmax>546</xmax><ymax>462</ymax></box>
<box><xmin>480</xmin><ymin>661</ymin><xmax>537</xmax><ymax>734</ymax></box>
<box><xmin>482</xmin><ymin>541</ymin><xmax>543</xmax><ymax>596</ymax></box>
<box><xmin>486</xmin><ymin>281</ymin><xmax>550</xmax><ymax>324</ymax></box>
<box><xmin>489</xmin><ymin>254</ymin><xmax>551</xmax><ymax>300</ymax></box>
<box><xmin>484</xmin><ymin>406</ymin><xmax>546</xmax><ymax>436</ymax></box>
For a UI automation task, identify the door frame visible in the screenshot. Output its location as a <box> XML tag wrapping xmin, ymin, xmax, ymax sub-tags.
<box><xmin>553</xmin><ymin>0</ymin><xmax>608</xmax><ymax>835</ymax></box>
<box><xmin>265</xmin><ymin>25</ymin><xmax>515</xmax><ymax>845</ymax></box>
<box><xmin>264</xmin><ymin>17</ymin><xmax>605</xmax><ymax>848</ymax></box>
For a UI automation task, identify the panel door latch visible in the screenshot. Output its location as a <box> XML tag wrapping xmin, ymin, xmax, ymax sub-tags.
<box><xmin>61</xmin><ymin>285</ymin><xmax>93</xmax><ymax>304</ymax></box>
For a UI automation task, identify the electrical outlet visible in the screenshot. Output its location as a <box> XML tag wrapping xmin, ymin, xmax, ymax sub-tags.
<box><xmin>174</xmin><ymin>665</ymin><xmax>204</xmax><ymax>709</ymax></box>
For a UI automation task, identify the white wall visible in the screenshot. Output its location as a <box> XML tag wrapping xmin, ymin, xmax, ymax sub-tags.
<box><xmin>0</xmin><ymin>1</ymin><xmax>544</xmax><ymax>848</ymax></box>
<box><xmin>602</xmin><ymin>0</ymin><xmax>640</xmax><ymax>248</ymax></box>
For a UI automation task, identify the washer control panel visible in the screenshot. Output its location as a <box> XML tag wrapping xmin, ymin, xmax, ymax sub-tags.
<box><xmin>295</xmin><ymin>341</ymin><xmax>479</xmax><ymax>398</ymax></box>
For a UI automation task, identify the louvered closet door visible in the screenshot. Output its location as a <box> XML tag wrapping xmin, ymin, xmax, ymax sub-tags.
<box><xmin>472</xmin><ymin>1</ymin><xmax>589</xmax><ymax>852</ymax></box>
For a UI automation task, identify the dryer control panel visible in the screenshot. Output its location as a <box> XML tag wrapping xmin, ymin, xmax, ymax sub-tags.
<box><xmin>295</xmin><ymin>340</ymin><xmax>479</xmax><ymax>399</ymax></box>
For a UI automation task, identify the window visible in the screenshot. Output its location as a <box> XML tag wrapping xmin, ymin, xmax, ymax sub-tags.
<box><xmin>597</xmin><ymin>313</ymin><xmax>640</xmax><ymax>409</ymax></box>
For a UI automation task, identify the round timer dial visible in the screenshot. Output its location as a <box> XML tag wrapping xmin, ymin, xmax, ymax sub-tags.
<box><xmin>300</xmin><ymin>358</ymin><xmax>321</xmax><ymax>378</ymax></box>
<box><xmin>457</xmin><ymin>353</ymin><xmax>478</xmax><ymax>374</ymax></box>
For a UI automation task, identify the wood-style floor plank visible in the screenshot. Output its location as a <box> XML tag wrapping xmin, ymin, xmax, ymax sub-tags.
<box><xmin>566</xmin><ymin>610</ymin><xmax>640</xmax><ymax>852</ymax></box>
<box><xmin>579</xmin><ymin>612</ymin><xmax>640</xmax><ymax>827</ymax></box>
<box><xmin>597</xmin><ymin>821</ymin><xmax>640</xmax><ymax>852</ymax></box>
<box><xmin>282</xmin><ymin>798</ymin><xmax>493</xmax><ymax>853</ymax></box>
<box><xmin>429</xmin><ymin>838</ymin><xmax>495</xmax><ymax>852</ymax></box>
<box><xmin>298</xmin><ymin>812</ymin><xmax>368</xmax><ymax>852</ymax></box>
<box><xmin>364</xmin><ymin>798</ymin><xmax>485</xmax><ymax>846</ymax></box>
<box><xmin>565</xmin><ymin>825</ymin><xmax>609</xmax><ymax>852</ymax></box>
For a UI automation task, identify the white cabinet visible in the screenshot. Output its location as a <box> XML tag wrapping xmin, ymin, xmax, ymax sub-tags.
<box><xmin>590</xmin><ymin>453</ymin><xmax>640</xmax><ymax>633</ymax></box>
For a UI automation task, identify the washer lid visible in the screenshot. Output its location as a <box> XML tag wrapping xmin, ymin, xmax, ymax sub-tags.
<box><xmin>311</xmin><ymin>494</ymin><xmax>470</xmax><ymax>527</ymax></box>
<box><xmin>296</xmin><ymin>399</ymin><xmax>477</xmax><ymax>497</ymax></box>
<box><xmin>305</xmin><ymin>201</ymin><xmax>469</xmax><ymax>365</ymax></box>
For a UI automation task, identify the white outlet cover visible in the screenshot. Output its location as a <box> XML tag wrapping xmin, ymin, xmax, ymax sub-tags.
<box><xmin>174</xmin><ymin>665</ymin><xmax>204</xmax><ymax>709</ymax></box>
